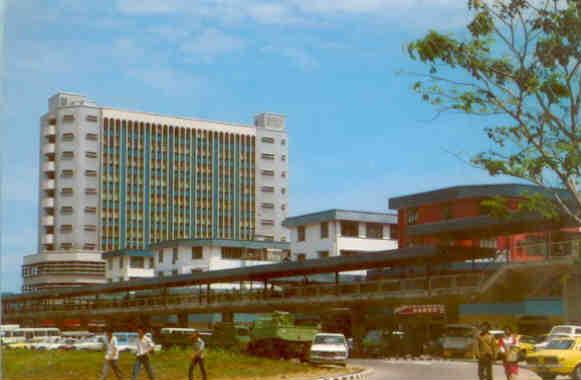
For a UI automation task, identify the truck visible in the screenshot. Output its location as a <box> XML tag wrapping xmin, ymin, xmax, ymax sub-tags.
<box><xmin>247</xmin><ymin>311</ymin><xmax>320</xmax><ymax>361</ymax></box>
<box><xmin>208</xmin><ymin>323</ymin><xmax>250</xmax><ymax>350</ymax></box>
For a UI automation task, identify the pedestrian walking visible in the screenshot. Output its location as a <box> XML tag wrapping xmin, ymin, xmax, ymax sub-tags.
<box><xmin>131</xmin><ymin>327</ymin><xmax>156</xmax><ymax>380</ymax></box>
<box><xmin>189</xmin><ymin>331</ymin><xmax>207</xmax><ymax>380</ymax></box>
<box><xmin>499</xmin><ymin>327</ymin><xmax>519</xmax><ymax>380</ymax></box>
<box><xmin>475</xmin><ymin>322</ymin><xmax>497</xmax><ymax>380</ymax></box>
<box><xmin>99</xmin><ymin>329</ymin><xmax>123</xmax><ymax>380</ymax></box>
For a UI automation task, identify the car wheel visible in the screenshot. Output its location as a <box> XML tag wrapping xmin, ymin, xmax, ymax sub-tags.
<box><xmin>572</xmin><ymin>365</ymin><xmax>581</xmax><ymax>380</ymax></box>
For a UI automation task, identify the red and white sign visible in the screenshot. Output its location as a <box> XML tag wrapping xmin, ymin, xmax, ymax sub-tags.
<box><xmin>394</xmin><ymin>304</ymin><xmax>445</xmax><ymax>316</ymax></box>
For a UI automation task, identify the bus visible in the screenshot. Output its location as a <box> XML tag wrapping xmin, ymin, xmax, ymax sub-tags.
<box><xmin>1</xmin><ymin>328</ymin><xmax>61</xmax><ymax>344</ymax></box>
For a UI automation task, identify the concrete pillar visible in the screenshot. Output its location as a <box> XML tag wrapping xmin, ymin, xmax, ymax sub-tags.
<box><xmin>563</xmin><ymin>272</ymin><xmax>581</xmax><ymax>323</ymax></box>
<box><xmin>222</xmin><ymin>312</ymin><xmax>234</xmax><ymax>323</ymax></box>
<box><xmin>177</xmin><ymin>313</ymin><xmax>189</xmax><ymax>328</ymax></box>
<box><xmin>350</xmin><ymin>307</ymin><xmax>365</xmax><ymax>356</ymax></box>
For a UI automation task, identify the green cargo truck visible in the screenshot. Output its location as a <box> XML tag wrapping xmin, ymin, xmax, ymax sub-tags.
<box><xmin>208</xmin><ymin>323</ymin><xmax>250</xmax><ymax>350</ymax></box>
<box><xmin>247</xmin><ymin>311</ymin><xmax>320</xmax><ymax>361</ymax></box>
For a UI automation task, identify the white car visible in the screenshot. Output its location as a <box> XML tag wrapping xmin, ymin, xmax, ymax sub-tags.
<box><xmin>309</xmin><ymin>333</ymin><xmax>349</xmax><ymax>367</ymax></box>
<box><xmin>31</xmin><ymin>337</ymin><xmax>61</xmax><ymax>351</ymax></box>
<box><xmin>75</xmin><ymin>335</ymin><xmax>107</xmax><ymax>351</ymax></box>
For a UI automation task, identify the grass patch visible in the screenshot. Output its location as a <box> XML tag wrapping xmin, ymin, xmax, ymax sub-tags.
<box><xmin>3</xmin><ymin>348</ymin><xmax>349</xmax><ymax>380</ymax></box>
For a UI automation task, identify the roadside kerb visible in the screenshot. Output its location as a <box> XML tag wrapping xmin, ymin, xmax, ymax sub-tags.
<box><xmin>312</xmin><ymin>368</ymin><xmax>373</xmax><ymax>380</ymax></box>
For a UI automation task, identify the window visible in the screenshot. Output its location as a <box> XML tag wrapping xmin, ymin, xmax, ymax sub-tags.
<box><xmin>366</xmin><ymin>223</ymin><xmax>383</xmax><ymax>239</ymax></box>
<box><xmin>172</xmin><ymin>269</ymin><xmax>178</xmax><ymax>276</ymax></box>
<box><xmin>149</xmin><ymin>258</ymin><xmax>154</xmax><ymax>268</ymax></box>
<box><xmin>61</xmin><ymin>188</ymin><xmax>74</xmax><ymax>196</ymax></box>
<box><xmin>85</xmin><ymin>170</ymin><xmax>97</xmax><ymax>177</ymax></box>
<box><xmin>119</xmin><ymin>257</ymin><xmax>124</xmax><ymax>269</ymax></box>
<box><xmin>281</xmin><ymin>171</ymin><xmax>286</xmax><ymax>178</ymax></box>
<box><xmin>281</xmin><ymin>139</ymin><xmax>286</xmax><ymax>146</ymax></box>
<box><xmin>86</xmin><ymin>133</ymin><xmax>98</xmax><ymax>140</ymax></box>
<box><xmin>60</xmin><ymin>224</ymin><xmax>73</xmax><ymax>232</ymax></box>
<box><xmin>297</xmin><ymin>253</ymin><xmax>306</xmax><ymax>262</ymax></box>
<box><xmin>85</xmin><ymin>188</ymin><xmax>97</xmax><ymax>195</ymax></box>
<box><xmin>297</xmin><ymin>226</ymin><xmax>306</xmax><ymax>241</ymax></box>
<box><xmin>261</xmin><ymin>153</ymin><xmax>275</xmax><ymax>160</ymax></box>
<box><xmin>442</xmin><ymin>203</ymin><xmax>453</xmax><ymax>220</ymax></box>
<box><xmin>261</xmin><ymin>219</ymin><xmax>275</xmax><ymax>226</ymax></box>
<box><xmin>407</xmin><ymin>209</ymin><xmax>419</xmax><ymax>225</ymax></box>
<box><xmin>222</xmin><ymin>247</ymin><xmax>243</xmax><ymax>260</ymax></box>
<box><xmin>261</xmin><ymin>186</ymin><xmax>275</xmax><ymax>193</ymax></box>
<box><xmin>62</xmin><ymin>133</ymin><xmax>74</xmax><ymax>142</ymax></box>
<box><xmin>62</xmin><ymin>151</ymin><xmax>74</xmax><ymax>159</ymax></box>
<box><xmin>340</xmin><ymin>221</ymin><xmax>359</xmax><ymax>237</ymax></box>
<box><xmin>480</xmin><ymin>239</ymin><xmax>498</xmax><ymax>249</ymax></box>
<box><xmin>261</xmin><ymin>170</ymin><xmax>275</xmax><ymax>176</ymax></box>
<box><xmin>318</xmin><ymin>251</ymin><xmax>329</xmax><ymax>259</ymax></box>
<box><xmin>172</xmin><ymin>248</ymin><xmax>178</xmax><ymax>264</ymax></box>
<box><xmin>281</xmin><ymin>155</ymin><xmax>286</xmax><ymax>161</ymax></box>
<box><xmin>130</xmin><ymin>257</ymin><xmax>145</xmax><ymax>268</ymax></box>
<box><xmin>60</xmin><ymin>206</ymin><xmax>73</xmax><ymax>214</ymax></box>
<box><xmin>85</xmin><ymin>151</ymin><xmax>97</xmax><ymax>158</ymax></box>
<box><xmin>158</xmin><ymin>250</ymin><xmax>164</xmax><ymax>263</ymax></box>
<box><xmin>320</xmin><ymin>222</ymin><xmax>329</xmax><ymax>239</ymax></box>
<box><xmin>390</xmin><ymin>224</ymin><xmax>399</xmax><ymax>240</ymax></box>
<box><xmin>281</xmin><ymin>188</ymin><xmax>286</xmax><ymax>195</ymax></box>
<box><xmin>261</xmin><ymin>137</ymin><xmax>275</xmax><ymax>143</ymax></box>
<box><xmin>60</xmin><ymin>242</ymin><xmax>73</xmax><ymax>249</ymax></box>
<box><xmin>84</xmin><ymin>225</ymin><xmax>97</xmax><ymax>231</ymax></box>
<box><xmin>86</xmin><ymin>115</ymin><xmax>98</xmax><ymax>122</ymax></box>
<box><xmin>281</xmin><ymin>204</ymin><xmax>286</xmax><ymax>211</ymax></box>
<box><xmin>62</xmin><ymin>114</ymin><xmax>75</xmax><ymax>122</ymax></box>
<box><xmin>262</xmin><ymin>203</ymin><xmax>275</xmax><ymax>209</ymax></box>
<box><xmin>84</xmin><ymin>206</ymin><xmax>97</xmax><ymax>214</ymax></box>
<box><xmin>61</xmin><ymin>169</ymin><xmax>74</xmax><ymax>178</ymax></box>
<box><xmin>191</xmin><ymin>247</ymin><xmax>203</xmax><ymax>260</ymax></box>
<box><xmin>83</xmin><ymin>243</ymin><xmax>96</xmax><ymax>250</ymax></box>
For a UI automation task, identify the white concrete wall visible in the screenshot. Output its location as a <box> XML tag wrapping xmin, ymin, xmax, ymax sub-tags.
<box><xmin>105</xmin><ymin>255</ymin><xmax>155</xmax><ymax>282</ymax></box>
<box><xmin>290</xmin><ymin>221</ymin><xmax>398</xmax><ymax>260</ymax></box>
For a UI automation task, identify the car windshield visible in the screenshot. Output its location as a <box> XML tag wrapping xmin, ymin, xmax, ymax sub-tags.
<box><xmin>314</xmin><ymin>335</ymin><xmax>345</xmax><ymax>345</ymax></box>
<box><xmin>445</xmin><ymin>327</ymin><xmax>474</xmax><ymax>338</ymax></box>
<box><xmin>546</xmin><ymin>340</ymin><xmax>574</xmax><ymax>350</ymax></box>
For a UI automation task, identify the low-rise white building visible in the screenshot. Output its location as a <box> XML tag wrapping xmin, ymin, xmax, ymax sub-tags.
<box><xmin>102</xmin><ymin>249</ymin><xmax>155</xmax><ymax>282</ymax></box>
<box><xmin>283</xmin><ymin>209</ymin><xmax>398</xmax><ymax>262</ymax></box>
<box><xmin>152</xmin><ymin>239</ymin><xmax>290</xmax><ymax>279</ymax></box>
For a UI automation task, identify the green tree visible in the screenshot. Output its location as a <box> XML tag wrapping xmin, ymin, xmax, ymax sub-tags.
<box><xmin>408</xmin><ymin>0</ymin><xmax>580</xmax><ymax>225</ymax></box>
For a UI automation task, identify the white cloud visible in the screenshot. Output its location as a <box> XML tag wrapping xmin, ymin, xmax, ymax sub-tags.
<box><xmin>180</xmin><ymin>28</ymin><xmax>245</xmax><ymax>63</ymax></box>
<box><xmin>116</xmin><ymin>0</ymin><xmax>189</xmax><ymax>14</ymax></box>
<box><xmin>262</xmin><ymin>45</ymin><xmax>319</xmax><ymax>71</ymax></box>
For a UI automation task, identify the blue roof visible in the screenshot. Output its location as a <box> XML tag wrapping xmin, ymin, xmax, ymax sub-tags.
<box><xmin>149</xmin><ymin>239</ymin><xmax>290</xmax><ymax>250</ymax></box>
<box><xmin>283</xmin><ymin>209</ymin><xmax>397</xmax><ymax>228</ymax></box>
<box><xmin>102</xmin><ymin>249</ymin><xmax>153</xmax><ymax>259</ymax></box>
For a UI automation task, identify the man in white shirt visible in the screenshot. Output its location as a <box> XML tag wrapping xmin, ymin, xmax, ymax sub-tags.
<box><xmin>131</xmin><ymin>327</ymin><xmax>156</xmax><ymax>380</ymax></box>
<box><xmin>189</xmin><ymin>331</ymin><xmax>207</xmax><ymax>380</ymax></box>
<box><xmin>100</xmin><ymin>329</ymin><xmax>123</xmax><ymax>380</ymax></box>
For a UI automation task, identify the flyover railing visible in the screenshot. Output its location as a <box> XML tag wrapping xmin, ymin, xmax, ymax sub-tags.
<box><xmin>4</xmin><ymin>272</ymin><xmax>485</xmax><ymax>318</ymax></box>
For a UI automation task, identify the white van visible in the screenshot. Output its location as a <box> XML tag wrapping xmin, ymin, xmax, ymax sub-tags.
<box><xmin>309</xmin><ymin>333</ymin><xmax>349</xmax><ymax>367</ymax></box>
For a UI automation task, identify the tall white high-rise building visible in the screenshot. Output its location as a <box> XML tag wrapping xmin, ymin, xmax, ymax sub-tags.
<box><xmin>22</xmin><ymin>92</ymin><xmax>289</xmax><ymax>292</ymax></box>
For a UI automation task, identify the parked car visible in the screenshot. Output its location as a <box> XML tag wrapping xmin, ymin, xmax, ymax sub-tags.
<box><xmin>31</xmin><ymin>337</ymin><xmax>61</xmax><ymax>351</ymax></box>
<box><xmin>114</xmin><ymin>332</ymin><xmax>161</xmax><ymax>353</ymax></box>
<box><xmin>75</xmin><ymin>335</ymin><xmax>107</xmax><ymax>351</ymax></box>
<box><xmin>309</xmin><ymin>333</ymin><xmax>349</xmax><ymax>367</ymax></box>
<box><xmin>157</xmin><ymin>328</ymin><xmax>197</xmax><ymax>349</ymax></box>
<box><xmin>526</xmin><ymin>336</ymin><xmax>581</xmax><ymax>380</ymax></box>
<box><xmin>518</xmin><ymin>335</ymin><xmax>539</xmax><ymax>361</ymax></box>
<box><xmin>441</xmin><ymin>324</ymin><xmax>478</xmax><ymax>359</ymax></box>
<box><xmin>534</xmin><ymin>326</ymin><xmax>581</xmax><ymax>351</ymax></box>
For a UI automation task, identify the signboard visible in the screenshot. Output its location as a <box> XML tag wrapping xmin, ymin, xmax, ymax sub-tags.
<box><xmin>394</xmin><ymin>304</ymin><xmax>445</xmax><ymax>316</ymax></box>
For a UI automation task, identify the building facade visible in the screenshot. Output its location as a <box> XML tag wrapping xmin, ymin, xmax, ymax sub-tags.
<box><xmin>102</xmin><ymin>239</ymin><xmax>290</xmax><ymax>286</ymax></box>
<box><xmin>102</xmin><ymin>249</ymin><xmax>155</xmax><ymax>283</ymax></box>
<box><xmin>24</xmin><ymin>92</ymin><xmax>289</xmax><ymax>292</ymax></box>
<box><xmin>283</xmin><ymin>210</ymin><xmax>398</xmax><ymax>261</ymax></box>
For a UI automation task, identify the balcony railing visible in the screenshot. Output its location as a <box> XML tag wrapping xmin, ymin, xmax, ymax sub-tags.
<box><xmin>42</xmin><ymin>144</ymin><xmax>55</xmax><ymax>155</ymax></box>
<box><xmin>41</xmin><ymin>216</ymin><xmax>54</xmax><ymax>226</ymax></box>
<box><xmin>42</xmin><ymin>198</ymin><xmax>54</xmax><ymax>208</ymax></box>
<box><xmin>43</xmin><ymin>125</ymin><xmax>56</xmax><ymax>137</ymax></box>
<box><xmin>42</xmin><ymin>180</ymin><xmax>55</xmax><ymax>190</ymax></box>
<box><xmin>513</xmin><ymin>239</ymin><xmax>581</xmax><ymax>259</ymax></box>
<box><xmin>42</xmin><ymin>161</ymin><xmax>55</xmax><ymax>172</ymax></box>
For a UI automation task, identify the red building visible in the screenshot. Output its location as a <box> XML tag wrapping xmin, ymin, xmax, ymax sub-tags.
<box><xmin>388</xmin><ymin>184</ymin><xmax>580</xmax><ymax>263</ymax></box>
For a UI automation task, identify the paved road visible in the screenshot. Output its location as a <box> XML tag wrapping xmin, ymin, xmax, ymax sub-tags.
<box><xmin>350</xmin><ymin>358</ymin><xmax>544</xmax><ymax>380</ymax></box>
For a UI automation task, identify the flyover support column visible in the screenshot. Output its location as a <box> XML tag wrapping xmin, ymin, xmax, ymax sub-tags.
<box><xmin>350</xmin><ymin>307</ymin><xmax>365</xmax><ymax>356</ymax></box>
<box><xmin>222</xmin><ymin>312</ymin><xmax>234</xmax><ymax>323</ymax></box>
<box><xmin>563</xmin><ymin>271</ymin><xmax>581</xmax><ymax>322</ymax></box>
<box><xmin>178</xmin><ymin>313</ymin><xmax>189</xmax><ymax>328</ymax></box>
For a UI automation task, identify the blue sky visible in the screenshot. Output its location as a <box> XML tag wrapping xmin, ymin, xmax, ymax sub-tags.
<box><xmin>1</xmin><ymin>0</ymin><xmax>516</xmax><ymax>292</ymax></box>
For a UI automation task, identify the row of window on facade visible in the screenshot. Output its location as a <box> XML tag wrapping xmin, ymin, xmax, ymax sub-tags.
<box><xmin>297</xmin><ymin>222</ymin><xmax>396</xmax><ymax>241</ymax></box>
<box><xmin>260</xmin><ymin>136</ymin><xmax>286</xmax><ymax>146</ymax></box>
<box><xmin>405</xmin><ymin>203</ymin><xmax>497</xmax><ymax>225</ymax></box>
<box><xmin>260</xmin><ymin>153</ymin><xmax>286</xmax><ymax>161</ymax></box>
<box><xmin>295</xmin><ymin>250</ymin><xmax>364</xmax><ymax>261</ymax></box>
<box><xmin>59</xmin><ymin>132</ymin><xmax>98</xmax><ymax>142</ymax></box>
<box><xmin>60</xmin><ymin>114</ymin><xmax>98</xmax><ymax>123</ymax></box>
